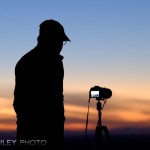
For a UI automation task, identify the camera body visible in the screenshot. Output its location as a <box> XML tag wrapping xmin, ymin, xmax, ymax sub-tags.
<box><xmin>89</xmin><ymin>86</ymin><xmax>112</xmax><ymax>100</ymax></box>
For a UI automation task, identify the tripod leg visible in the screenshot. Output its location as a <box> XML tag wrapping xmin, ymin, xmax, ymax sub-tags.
<box><xmin>102</xmin><ymin>126</ymin><xmax>114</xmax><ymax>150</ymax></box>
<box><xmin>94</xmin><ymin>126</ymin><xmax>103</xmax><ymax>150</ymax></box>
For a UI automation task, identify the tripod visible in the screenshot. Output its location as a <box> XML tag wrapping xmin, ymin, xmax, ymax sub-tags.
<box><xmin>93</xmin><ymin>100</ymin><xmax>113</xmax><ymax>150</ymax></box>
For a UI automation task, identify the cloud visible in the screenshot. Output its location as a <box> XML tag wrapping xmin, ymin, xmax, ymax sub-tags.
<box><xmin>64</xmin><ymin>93</ymin><xmax>150</xmax><ymax>133</ymax></box>
<box><xmin>1</xmin><ymin>93</ymin><xmax>150</xmax><ymax>134</ymax></box>
<box><xmin>0</xmin><ymin>118</ymin><xmax>15</xmax><ymax>124</ymax></box>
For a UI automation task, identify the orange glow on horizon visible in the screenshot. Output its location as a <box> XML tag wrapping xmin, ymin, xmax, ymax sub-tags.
<box><xmin>1</xmin><ymin>95</ymin><xmax>150</xmax><ymax>133</ymax></box>
<box><xmin>0</xmin><ymin>124</ymin><xmax>16</xmax><ymax>132</ymax></box>
<box><xmin>0</xmin><ymin>97</ymin><xmax>16</xmax><ymax>131</ymax></box>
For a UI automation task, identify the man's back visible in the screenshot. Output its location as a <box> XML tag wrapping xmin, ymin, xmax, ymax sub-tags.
<box><xmin>14</xmin><ymin>47</ymin><xmax>64</xmax><ymax>114</ymax></box>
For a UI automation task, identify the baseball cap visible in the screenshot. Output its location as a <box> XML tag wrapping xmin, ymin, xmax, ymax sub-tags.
<box><xmin>39</xmin><ymin>19</ymin><xmax>71</xmax><ymax>42</ymax></box>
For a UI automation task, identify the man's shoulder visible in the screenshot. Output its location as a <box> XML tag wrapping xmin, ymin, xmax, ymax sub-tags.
<box><xmin>15</xmin><ymin>48</ymin><xmax>36</xmax><ymax>69</ymax></box>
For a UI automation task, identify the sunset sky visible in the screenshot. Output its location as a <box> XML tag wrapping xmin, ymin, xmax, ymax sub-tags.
<box><xmin>0</xmin><ymin>0</ymin><xmax>150</xmax><ymax>138</ymax></box>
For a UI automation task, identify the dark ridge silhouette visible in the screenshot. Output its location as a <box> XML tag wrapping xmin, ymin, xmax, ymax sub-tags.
<box><xmin>13</xmin><ymin>19</ymin><xmax>70</xmax><ymax>150</ymax></box>
<box><xmin>0</xmin><ymin>130</ymin><xmax>150</xmax><ymax>150</ymax></box>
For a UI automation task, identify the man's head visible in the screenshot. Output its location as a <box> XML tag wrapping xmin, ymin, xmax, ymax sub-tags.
<box><xmin>37</xmin><ymin>19</ymin><xmax>70</xmax><ymax>54</ymax></box>
<box><xmin>39</xmin><ymin>19</ymin><xmax>70</xmax><ymax>42</ymax></box>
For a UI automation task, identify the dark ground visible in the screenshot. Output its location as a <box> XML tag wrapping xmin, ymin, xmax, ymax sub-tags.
<box><xmin>64</xmin><ymin>132</ymin><xmax>150</xmax><ymax>150</ymax></box>
<box><xmin>0</xmin><ymin>131</ymin><xmax>150</xmax><ymax>150</ymax></box>
<box><xmin>64</xmin><ymin>128</ymin><xmax>150</xmax><ymax>150</ymax></box>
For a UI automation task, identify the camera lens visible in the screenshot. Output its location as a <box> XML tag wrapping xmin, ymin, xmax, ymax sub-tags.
<box><xmin>102</xmin><ymin>88</ymin><xmax>112</xmax><ymax>99</ymax></box>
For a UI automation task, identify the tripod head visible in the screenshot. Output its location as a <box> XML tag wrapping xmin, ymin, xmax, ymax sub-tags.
<box><xmin>96</xmin><ymin>100</ymin><xmax>102</xmax><ymax>111</ymax></box>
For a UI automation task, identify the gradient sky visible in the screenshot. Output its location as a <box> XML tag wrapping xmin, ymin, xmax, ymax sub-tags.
<box><xmin>0</xmin><ymin>0</ymin><xmax>150</xmax><ymax>137</ymax></box>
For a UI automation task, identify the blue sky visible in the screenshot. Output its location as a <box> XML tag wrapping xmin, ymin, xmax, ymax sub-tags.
<box><xmin>0</xmin><ymin>0</ymin><xmax>150</xmax><ymax>133</ymax></box>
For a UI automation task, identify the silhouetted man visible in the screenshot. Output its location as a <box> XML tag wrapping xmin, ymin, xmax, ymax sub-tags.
<box><xmin>13</xmin><ymin>19</ymin><xmax>70</xmax><ymax>150</ymax></box>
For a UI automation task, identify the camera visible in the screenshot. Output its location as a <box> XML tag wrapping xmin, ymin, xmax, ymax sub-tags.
<box><xmin>89</xmin><ymin>86</ymin><xmax>112</xmax><ymax>100</ymax></box>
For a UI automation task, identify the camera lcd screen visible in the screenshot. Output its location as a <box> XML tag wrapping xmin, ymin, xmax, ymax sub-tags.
<box><xmin>91</xmin><ymin>91</ymin><xmax>99</xmax><ymax>98</ymax></box>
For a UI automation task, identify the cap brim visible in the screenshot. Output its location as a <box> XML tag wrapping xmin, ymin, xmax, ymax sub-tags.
<box><xmin>64</xmin><ymin>34</ymin><xmax>71</xmax><ymax>42</ymax></box>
